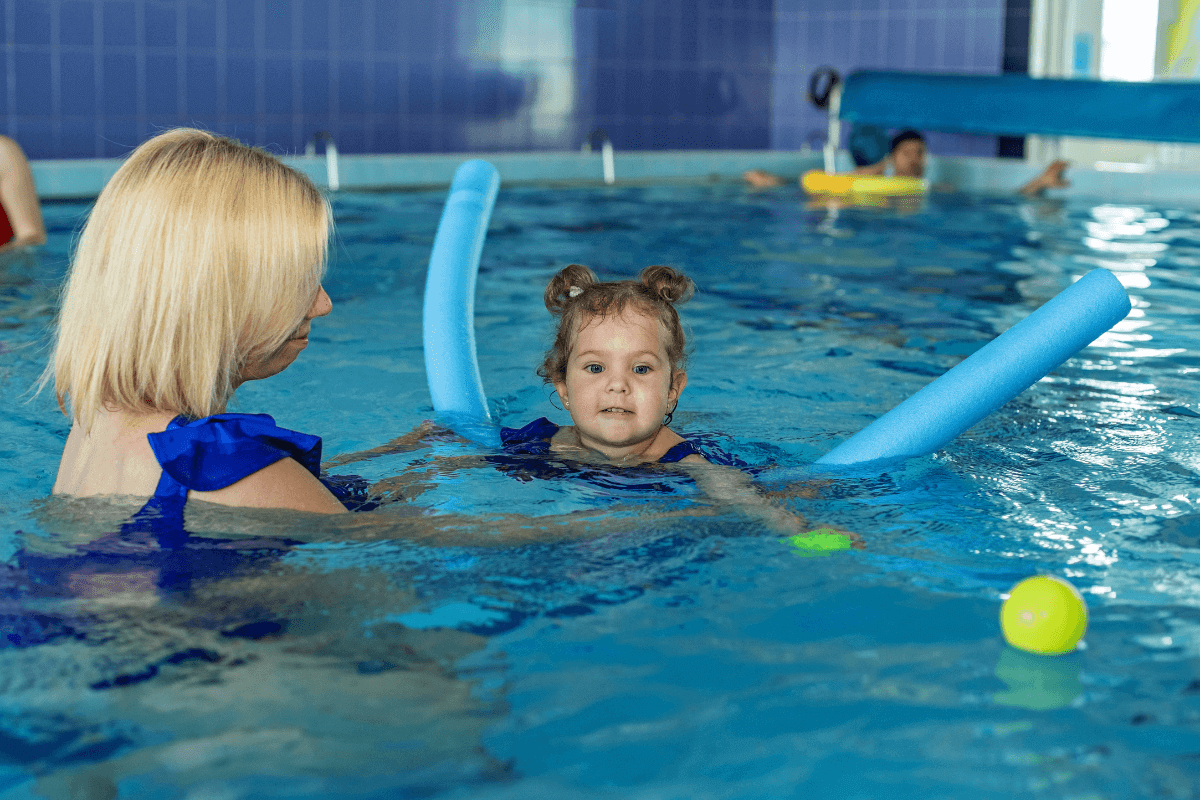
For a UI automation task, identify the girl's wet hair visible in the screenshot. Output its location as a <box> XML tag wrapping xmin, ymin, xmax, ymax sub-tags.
<box><xmin>538</xmin><ymin>263</ymin><xmax>695</xmax><ymax>385</ymax></box>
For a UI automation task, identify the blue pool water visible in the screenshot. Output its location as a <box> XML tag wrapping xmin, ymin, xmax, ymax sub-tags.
<box><xmin>2</xmin><ymin>183</ymin><xmax>1200</xmax><ymax>798</ymax></box>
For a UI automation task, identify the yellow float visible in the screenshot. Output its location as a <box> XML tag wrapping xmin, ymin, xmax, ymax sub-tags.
<box><xmin>801</xmin><ymin>169</ymin><xmax>925</xmax><ymax>197</ymax></box>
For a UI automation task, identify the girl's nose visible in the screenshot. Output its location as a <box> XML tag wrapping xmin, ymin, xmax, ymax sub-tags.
<box><xmin>606</xmin><ymin>372</ymin><xmax>629</xmax><ymax>392</ymax></box>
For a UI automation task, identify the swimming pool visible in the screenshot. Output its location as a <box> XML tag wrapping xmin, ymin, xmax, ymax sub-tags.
<box><xmin>3</xmin><ymin>182</ymin><xmax>1200</xmax><ymax>798</ymax></box>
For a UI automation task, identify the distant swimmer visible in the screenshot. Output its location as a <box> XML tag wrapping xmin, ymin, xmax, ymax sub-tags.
<box><xmin>744</xmin><ymin>129</ymin><xmax>1070</xmax><ymax>197</ymax></box>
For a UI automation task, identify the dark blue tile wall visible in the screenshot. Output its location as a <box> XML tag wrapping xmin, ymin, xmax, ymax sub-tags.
<box><xmin>773</xmin><ymin>0</ymin><xmax>1008</xmax><ymax>158</ymax></box>
<box><xmin>3</xmin><ymin>0</ymin><xmax>1009</xmax><ymax>160</ymax></box>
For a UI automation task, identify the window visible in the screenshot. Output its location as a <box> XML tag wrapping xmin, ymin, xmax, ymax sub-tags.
<box><xmin>1100</xmin><ymin>0</ymin><xmax>1159</xmax><ymax>81</ymax></box>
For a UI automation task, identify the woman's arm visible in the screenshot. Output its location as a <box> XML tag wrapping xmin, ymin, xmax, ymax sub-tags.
<box><xmin>0</xmin><ymin>136</ymin><xmax>46</xmax><ymax>251</ymax></box>
<box><xmin>680</xmin><ymin>457</ymin><xmax>863</xmax><ymax>547</ymax></box>
<box><xmin>681</xmin><ymin>457</ymin><xmax>810</xmax><ymax>534</ymax></box>
<box><xmin>1018</xmin><ymin>159</ymin><xmax>1070</xmax><ymax>197</ymax></box>
<box><xmin>323</xmin><ymin>420</ymin><xmax>459</xmax><ymax>468</ymax></box>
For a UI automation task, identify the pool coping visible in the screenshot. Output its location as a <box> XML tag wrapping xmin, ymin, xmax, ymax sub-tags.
<box><xmin>29</xmin><ymin>149</ymin><xmax>1200</xmax><ymax>204</ymax></box>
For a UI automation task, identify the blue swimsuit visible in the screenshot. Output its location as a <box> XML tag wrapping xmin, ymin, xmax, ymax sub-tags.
<box><xmin>499</xmin><ymin>417</ymin><xmax>715</xmax><ymax>462</ymax></box>
<box><xmin>490</xmin><ymin>418</ymin><xmax>740</xmax><ymax>491</ymax></box>
<box><xmin>122</xmin><ymin>413</ymin><xmax>371</xmax><ymax>539</ymax></box>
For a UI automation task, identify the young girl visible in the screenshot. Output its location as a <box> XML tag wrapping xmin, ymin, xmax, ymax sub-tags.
<box><xmin>48</xmin><ymin>128</ymin><xmax>349</xmax><ymax>523</ymax></box>
<box><xmin>496</xmin><ymin>264</ymin><xmax>849</xmax><ymax>540</ymax></box>
<box><xmin>499</xmin><ymin>263</ymin><xmax>725</xmax><ymax>466</ymax></box>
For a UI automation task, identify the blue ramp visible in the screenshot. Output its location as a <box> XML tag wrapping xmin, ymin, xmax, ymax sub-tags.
<box><xmin>839</xmin><ymin>71</ymin><xmax>1200</xmax><ymax>143</ymax></box>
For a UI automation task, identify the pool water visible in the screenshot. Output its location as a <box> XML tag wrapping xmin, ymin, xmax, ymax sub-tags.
<box><xmin>2</xmin><ymin>183</ymin><xmax>1200</xmax><ymax>798</ymax></box>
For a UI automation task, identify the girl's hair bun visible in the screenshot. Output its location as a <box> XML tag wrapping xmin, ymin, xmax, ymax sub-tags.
<box><xmin>544</xmin><ymin>263</ymin><xmax>598</xmax><ymax>314</ymax></box>
<box><xmin>639</xmin><ymin>265</ymin><xmax>695</xmax><ymax>305</ymax></box>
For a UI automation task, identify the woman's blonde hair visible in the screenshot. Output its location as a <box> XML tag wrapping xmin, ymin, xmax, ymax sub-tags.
<box><xmin>48</xmin><ymin>128</ymin><xmax>330</xmax><ymax>427</ymax></box>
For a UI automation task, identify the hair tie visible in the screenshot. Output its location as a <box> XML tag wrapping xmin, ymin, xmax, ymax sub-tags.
<box><xmin>568</xmin><ymin>286</ymin><xmax>583</xmax><ymax>298</ymax></box>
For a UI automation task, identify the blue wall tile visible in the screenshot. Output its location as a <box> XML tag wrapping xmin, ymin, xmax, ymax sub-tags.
<box><xmin>226</xmin><ymin>0</ymin><xmax>256</xmax><ymax>50</ymax></box>
<box><xmin>301</xmin><ymin>0</ymin><xmax>329</xmax><ymax>50</ymax></box>
<box><xmin>185</xmin><ymin>55</ymin><xmax>217</xmax><ymax>115</ymax></box>
<box><xmin>885</xmin><ymin>17</ymin><xmax>911</xmax><ymax>67</ymax></box>
<box><xmin>911</xmin><ymin>18</ymin><xmax>940</xmax><ymax>70</ymax></box>
<box><xmin>144</xmin><ymin>54</ymin><xmax>179</xmax><ymax>116</ymax></box>
<box><xmin>337</xmin><ymin>0</ymin><xmax>365</xmax><ymax>52</ymax></box>
<box><xmin>302</xmin><ymin>59</ymin><xmax>330</xmax><ymax>114</ymax></box>
<box><xmin>263</xmin><ymin>59</ymin><xmax>293</xmax><ymax>114</ymax></box>
<box><xmin>101</xmin><ymin>53</ymin><xmax>138</xmax><ymax>115</ymax></box>
<box><xmin>857</xmin><ymin>18</ymin><xmax>883</xmax><ymax>68</ymax></box>
<box><xmin>226</xmin><ymin>57</ymin><xmax>258</xmax><ymax>116</ymax></box>
<box><xmin>15</xmin><ymin>51</ymin><xmax>54</xmax><ymax>117</ymax></box>
<box><xmin>60</xmin><ymin>119</ymin><xmax>97</xmax><ymax>158</ymax></box>
<box><xmin>15</xmin><ymin>1</ymin><xmax>52</xmax><ymax>46</ymax></box>
<box><xmin>7</xmin><ymin>0</ymin><xmax>1013</xmax><ymax>160</ymax></box>
<box><xmin>334</xmin><ymin>122</ymin><xmax>365</xmax><ymax>153</ymax></box>
<box><xmin>103</xmin><ymin>2</ymin><xmax>137</xmax><ymax>46</ymax></box>
<box><xmin>102</xmin><ymin>119</ymin><xmax>140</xmax><ymax>156</ymax></box>
<box><xmin>943</xmin><ymin>14</ymin><xmax>968</xmax><ymax>69</ymax></box>
<box><xmin>262</xmin><ymin>123</ymin><xmax>296</xmax><ymax>153</ymax></box>
<box><xmin>18</xmin><ymin>121</ymin><xmax>56</xmax><ymax>159</ymax></box>
<box><xmin>374</xmin><ymin>1</ymin><xmax>402</xmax><ymax>52</ymax></box>
<box><xmin>186</xmin><ymin>4</ymin><xmax>217</xmax><ymax>48</ymax></box>
<box><xmin>264</xmin><ymin>0</ymin><xmax>294</xmax><ymax>49</ymax></box>
<box><xmin>145</xmin><ymin>3</ymin><xmax>177</xmax><ymax>47</ymax></box>
<box><xmin>60</xmin><ymin>52</ymin><xmax>97</xmax><ymax>116</ymax></box>
<box><xmin>60</xmin><ymin>1</ymin><xmax>95</xmax><ymax>46</ymax></box>
<box><xmin>373</xmin><ymin>62</ymin><xmax>400</xmax><ymax>114</ymax></box>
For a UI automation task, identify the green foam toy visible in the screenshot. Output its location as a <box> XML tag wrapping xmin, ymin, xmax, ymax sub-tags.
<box><xmin>780</xmin><ymin>528</ymin><xmax>854</xmax><ymax>557</ymax></box>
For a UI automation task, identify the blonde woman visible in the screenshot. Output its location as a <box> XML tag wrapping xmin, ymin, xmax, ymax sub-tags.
<box><xmin>48</xmin><ymin>128</ymin><xmax>348</xmax><ymax>526</ymax></box>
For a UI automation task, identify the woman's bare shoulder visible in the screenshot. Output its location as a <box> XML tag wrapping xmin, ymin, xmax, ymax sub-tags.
<box><xmin>191</xmin><ymin>457</ymin><xmax>347</xmax><ymax>514</ymax></box>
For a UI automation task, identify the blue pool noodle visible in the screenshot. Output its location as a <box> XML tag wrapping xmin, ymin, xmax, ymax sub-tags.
<box><xmin>816</xmin><ymin>268</ymin><xmax>1131</xmax><ymax>466</ymax></box>
<box><xmin>423</xmin><ymin>160</ymin><xmax>500</xmax><ymax>439</ymax></box>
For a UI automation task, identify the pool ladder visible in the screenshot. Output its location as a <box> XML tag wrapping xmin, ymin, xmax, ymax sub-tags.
<box><xmin>582</xmin><ymin>129</ymin><xmax>615</xmax><ymax>185</ymax></box>
<box><xmin>306</xmin><ymin>132</ymin><xmax>340</xmax><ymax>191</ymax></box>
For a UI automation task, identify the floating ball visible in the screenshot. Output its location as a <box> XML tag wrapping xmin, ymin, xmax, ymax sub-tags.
<box><xmin>1000</xmin><ymin>576</ymin><xmax>1088</xmax><ymax>655</ymax></box>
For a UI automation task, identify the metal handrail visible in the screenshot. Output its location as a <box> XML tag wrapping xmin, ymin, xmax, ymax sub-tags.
<box><xmin>305</xmin><ymin>132</ymin><xmax>340</xmax><ymax>191</ymax></box>
<box><xmin>582</xmin><ymin>128</ymin><xmax>615</xmax><ymax>185</ymax></box>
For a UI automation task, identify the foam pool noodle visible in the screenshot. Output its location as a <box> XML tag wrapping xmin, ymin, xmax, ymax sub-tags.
<box><xmin>423</xmin><ymin>160</ymin><xmax>502</xmax><ymax>446</ymax></box>
<box><xmin>816</xmin><ymin>268</ymin><xmax>1131</xmax><ymax>466</ymax></box>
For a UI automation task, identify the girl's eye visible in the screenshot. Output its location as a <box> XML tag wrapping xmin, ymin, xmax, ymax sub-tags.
<box><xmin>585</xmin><ymin>364</ymin><xmax>604</xmax><ymax>374</ymax></box>
<box><xmin>633</xmin><ymin>365</ymin><xmax>651</xmax><ymax>375</ymax></box>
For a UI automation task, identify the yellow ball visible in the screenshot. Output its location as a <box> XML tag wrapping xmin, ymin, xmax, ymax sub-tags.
<box><xmin>1001</xmin><ymin>576</ymin><xmax>1088</xmax><ymax>655</ymax></box>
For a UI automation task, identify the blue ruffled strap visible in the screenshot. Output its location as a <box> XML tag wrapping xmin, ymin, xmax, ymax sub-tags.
<box><xmin>499</xmin><ymin>417</ymin><xmax>559</xmax><ymax>455</ymax></box>
<box><xmin>122</xmin><ymin>413</ymin><xmax>325</xmax><ymax>543</ymax></box>
<box><xmin>147</xmin><ymin>413</ymin><xmax>322</xmax><ymax>492</ymax></box>
<box><xmin>660</xmin><ymin>437</ymin><xmax>743</xmax><ymax>466</ymax></box>
<box><xmin>658</xmin><ymin>439</ymin><xmax>705</xmax><ymax>463</ymax></box>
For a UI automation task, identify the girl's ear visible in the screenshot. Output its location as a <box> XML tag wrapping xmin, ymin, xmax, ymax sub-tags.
<box><xmin>668</xmin><ymin>371</ymin><xmax>688</xmax><ymax>403</ymax></box>
<box><xmin>554</xmin><ymin>380</ymin><xmax>569</xmax><ymax>410</ymax></box>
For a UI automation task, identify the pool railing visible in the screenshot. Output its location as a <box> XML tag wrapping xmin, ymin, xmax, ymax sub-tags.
<box><xmin>28</xmin><ymin>147</ymin><xmax>1200</xmax><ymax>204</ymax></box>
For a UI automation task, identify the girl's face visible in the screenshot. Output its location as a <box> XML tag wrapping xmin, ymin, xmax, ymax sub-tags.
<box><xmin>240</xmin><ymin>285</ymin><xmax>332</xmax><ymax>384</ymax></box>
<box><xmin>553</xmin><ymin>308</ymin><xmax>686</xmax><ymax>459</ymax></box>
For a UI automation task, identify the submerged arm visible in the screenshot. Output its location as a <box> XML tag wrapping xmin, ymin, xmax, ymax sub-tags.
<box><xmin>680</xmin><ymin>457</ymin><xmax>863</xmax><ymax>548</ymax></box>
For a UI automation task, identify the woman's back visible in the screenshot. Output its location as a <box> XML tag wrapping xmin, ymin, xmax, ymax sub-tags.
<box><xmin>54</xmin><ymin>409</ymin><xmax>170</xmax><ymax>498</ymax></box>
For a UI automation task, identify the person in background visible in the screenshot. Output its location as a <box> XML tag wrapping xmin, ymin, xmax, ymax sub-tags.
<box><xmin>744</xmin><ymin>129</ymin><xmax>1071</xmax><ymax>197</ymax></box>
<box><xmin>0</xmin><ymin>134</ymin><xmax>46</xmax><ymax>251</ymax></box>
